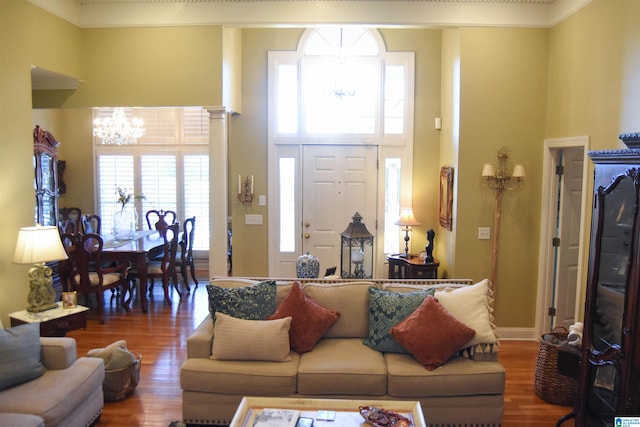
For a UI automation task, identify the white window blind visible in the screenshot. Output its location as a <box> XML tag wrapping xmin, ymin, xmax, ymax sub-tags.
<box><xmin>184</xmin><ymin>155</ymin><xmax>210</xmax><ymax>250</ymax></box>
<box><xmin>141</xmin><ymin>155</ymin><xmax>178</xmax><ymax>215</ymax></box>
<box><xmin>98</xmin><ymin>155</ymin><xmax>135</xmax><ymax>235</ymax></box>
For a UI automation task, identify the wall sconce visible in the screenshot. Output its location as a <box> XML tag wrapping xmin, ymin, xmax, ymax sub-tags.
<box><xmin>482</xmin><ymin>146</ymin><xmax>526</xmax><ymax>192</ymax></box>
<box><xmin>481</xmin><ymin>146</ymin><xmax>525</xmax><ymax>299</ymax></box>
<box><xmin>394</xmin><ymin>207</ymin><xmax>420</xmax><ymax>258</ymax></box>
<box><xmin>237</xmin><ymin>175</ymin><xmax>254</xmax><ymax>207</ymax></box>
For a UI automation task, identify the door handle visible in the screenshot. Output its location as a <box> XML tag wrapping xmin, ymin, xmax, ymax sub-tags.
<box><xmin>304</xmin><ymin>222</ymin><xmax>310</xmax><ymax>227</ymax></box>
<box><xmin>304</xmin><ymin>233</ymin><xmax>311</xmax><ymax>239</ymax></box>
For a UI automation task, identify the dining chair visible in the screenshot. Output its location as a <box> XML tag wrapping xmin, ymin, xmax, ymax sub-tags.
<box><xmin>145</xmin><ymin>209</ymin><xmax>177</xmax><ymax>232</ymax></box>
<box><xmin>175</xmin><ymin>216</ymin><xmax>198</xmax><ymax>291</ymax></box>
<box><xmin>61</xmin><ymin>233</ymin><xmax>131</xmax><ymax>324</ymax></box>
<box><xmin>59</xmin><ymin>207</ymin><xmax>82</xmax><ymax>231</ymax></box>
<box><xmin>81</xmin><ymin>214</ymin><xmax>102</xmax><ymax>235</ymax></box>
<box><xmin>58</xmin><ymin>218</ymin><xmax>79</xmax><ymax>235</ymax></box>
<box><xmin>127</xmin><ymin>222</ymin><xmax>181</xmax><ymax>305</ymax></box>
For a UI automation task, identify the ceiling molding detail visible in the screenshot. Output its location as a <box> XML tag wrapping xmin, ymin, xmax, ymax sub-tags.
<box><xmin>28</xmin><ymin>0</ymin><xmax>592</xmax><ymax>28</ymax></box>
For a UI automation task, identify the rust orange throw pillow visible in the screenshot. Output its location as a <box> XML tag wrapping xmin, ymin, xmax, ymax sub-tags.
<box><xmin>390</xmin><ymin>295</ymin><xmax>475</xmax><ymax>371</ymax></box>
<box><xmin>268</xmin><ymin>281</ymin><xmax>340</xmax><ymax>353</ymax></box>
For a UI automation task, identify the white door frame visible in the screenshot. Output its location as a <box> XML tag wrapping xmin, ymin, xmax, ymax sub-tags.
<box><xmin>535</xmin><ymin>136</ymin><xmax>590</xmax><ymax>338</ymax></box>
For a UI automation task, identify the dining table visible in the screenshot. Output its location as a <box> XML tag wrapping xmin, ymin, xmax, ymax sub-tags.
<box><xmin>101</xmin><ymin>229</ymin><xmax>165</xmax><ymax>313</ymax></box>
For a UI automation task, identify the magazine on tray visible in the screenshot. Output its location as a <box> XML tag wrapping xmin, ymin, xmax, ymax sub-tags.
<box><xmin>254</xmin><ymin>408</ymin><xmax>301</xmax><ymax>427</ymax></box>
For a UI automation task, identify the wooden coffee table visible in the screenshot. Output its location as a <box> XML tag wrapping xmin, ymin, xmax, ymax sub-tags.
<box><xmin>230</xmin><ymin>397</ymin><xmax>427</xmax><ymax>427</ymax></box>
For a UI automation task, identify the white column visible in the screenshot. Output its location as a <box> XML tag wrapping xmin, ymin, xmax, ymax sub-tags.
<box><xmin>207</xmin><ymin>107</ymin><xmax>231</xmax><ymax>278</ymax></box>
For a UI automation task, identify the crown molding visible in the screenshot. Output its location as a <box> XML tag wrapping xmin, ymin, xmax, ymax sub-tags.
<box><xmin>28</xmin><ymin>0</ymin><xmax>592</xmax><ymax>28</ymax></box>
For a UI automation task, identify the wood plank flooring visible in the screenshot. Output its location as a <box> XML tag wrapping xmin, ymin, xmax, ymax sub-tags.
<box><xmin>66</xmin><ymin>276</ymin><xmax>575</xmax><ymax>427</ymax></box>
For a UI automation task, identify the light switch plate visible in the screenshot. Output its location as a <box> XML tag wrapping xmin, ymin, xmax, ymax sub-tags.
<box><xmin>245</xmin><ymin>214</ymin><xmax>263</xmax><ymax>225</ymax></box>
<box><xmin>478</xmin><ymin>227</ymin><xmax>491</xmax><ymax>240</ymax></box>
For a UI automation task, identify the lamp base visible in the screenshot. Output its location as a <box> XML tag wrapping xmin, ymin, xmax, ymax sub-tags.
<box><xmin>27</xmin><ymin>302</ymin><xmax>59</xmax><ymax>313</ymax></box>
<box><xmin>26</xmin><ymin>263</ymin><xmax>58</xmax><ymax>313</ymax></box>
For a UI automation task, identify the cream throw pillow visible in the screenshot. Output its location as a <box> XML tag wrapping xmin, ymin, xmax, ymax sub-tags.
<box><xmin>434</xmin><ymin>279</ymin><xmax>497</xmax><ymax>348</ymax></box>
<box><xmin>211</xmin><ymin>312</ymin><xmax>293</xmax><ymax>362</ymax></box>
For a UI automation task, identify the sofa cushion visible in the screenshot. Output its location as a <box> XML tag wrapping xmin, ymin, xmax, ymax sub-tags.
<box><xmin>268</xmin><ymin>281</ymin><xmax>340</xmax><ymax>353</ymax></box>
<box><xmin>385</xmin><ymin>353</ymin><xmax>506</xmax><ymax>397</ymax></box>
<box><xmin>0</xmin><ymin>323</ymin><xmax>46</xmax><ymax>391</ymax></box>
<box><xmin>302</xmin><ymin>282</ymin><xmax>373</xmax><ymax>338</ymax></box>
<box><xmin>297</xmin><ymin>338</ymin><xmax>387</xmax><ymax>395</ymax></box>
<box><xmin>390</xmin><ymin>296</ymin><xmax>475</xmax><ymax>371</ymax></box>
<box><xmin>180</xmin><ymin>355</ymin><xmax>299</xmax><ymax>396</ymax></box>
<box><xmin>364</xmin><ymin>286</ymin><xmax>434</xmax><ymax>354</ymax></box>
<box><xmin>206</xmin><ymin>280</ymin><xmax>277</xmax><ymax>320</ymax></box>
<box><xmin>434</xmin><ymin>279</ymin><xmax>497</xmax><ymax>349</ymax></box>
<box><xmin>212</xmin><ymin>312</ymin><xmax>292</xmax><ymax>362</ymax></box>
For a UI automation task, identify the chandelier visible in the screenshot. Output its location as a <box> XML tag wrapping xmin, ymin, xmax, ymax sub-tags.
<box><xmin>93</xmin><ymin>107</ymin><xmax>145</xmax><ymax>145</ymax></box>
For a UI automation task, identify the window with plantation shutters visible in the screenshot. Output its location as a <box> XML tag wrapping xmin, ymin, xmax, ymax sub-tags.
<box><xmin>98</xmin><ymin>155</ymin><xmax>135</xmax><ymax>237</ymax></box>
<box><xmin>141</xmin><ymin>155</ymin><xmax>178</xmax><ymax>214</ymax></box>
<box><xmin>183</xmin><ymin>155</ymin><xmax>209</xmax><ymax>250</ymax></box>
<box><xmin>95</xmin><ymin>107</ymin><xmax>210</xmax><ymax>253</ymax></box>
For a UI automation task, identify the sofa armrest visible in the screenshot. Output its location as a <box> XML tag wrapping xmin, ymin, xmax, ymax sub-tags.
<box><xmin>187</xmin><ymin>314</ymin><xmax>214</xmax><ymax>359</ymax></box>
<box><xmin>40</xmin><ymin>337</ymin><xmax>77</xmax><ymax>370</ymax></box>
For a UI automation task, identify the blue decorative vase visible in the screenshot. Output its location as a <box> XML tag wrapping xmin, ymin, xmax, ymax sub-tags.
<box><xmin>296</xmin><ymin>252</ymin><xmax>320</xmax><ymax>278</ymax></box>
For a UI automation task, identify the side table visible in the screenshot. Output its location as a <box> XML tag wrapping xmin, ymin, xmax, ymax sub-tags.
<box><xmin>388</xmin><ymin>254</ymin><xmax>439</xmax><ymax>279</ymax></box>
<box><xmin>9</xmin><ymin>302</ymin><xmax>89</xmax><ymax>337</ymax></box>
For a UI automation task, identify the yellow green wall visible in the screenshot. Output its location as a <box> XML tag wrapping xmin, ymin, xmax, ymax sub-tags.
<box><xmin>0</xmin><ymin>0</ymin><xmax>82</xmax><ymax>324</ymax></box>
<box><xmin>455</xmin><ymin>27</ymin><xmax>548</xmax><ymax>326</ymax></box>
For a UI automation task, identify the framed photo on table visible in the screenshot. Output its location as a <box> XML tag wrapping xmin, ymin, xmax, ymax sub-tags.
<box><xmin>439</xmin><ymin>166</ymin><xmax>454</xmax><ymax>231</ymax></box>
<box><xmin>62</xmin><ymin>291</ymin><xmax>77</xmax><ymax>309</ymax></box>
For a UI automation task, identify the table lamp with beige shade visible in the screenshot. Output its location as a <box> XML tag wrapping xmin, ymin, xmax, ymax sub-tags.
<box><xmin>13</xmin><ymin>225</ymin><xmax>68</xmax><ymax>312</ymax></box>
<box><xmin>395</xmin><ymin>207</ymin><xmax>420</xmax><ymax>258</ymax></box>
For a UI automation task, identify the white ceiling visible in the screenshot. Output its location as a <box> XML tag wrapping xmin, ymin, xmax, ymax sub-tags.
<box><xmin>30</xmin><ymin>0</ymin><xmax>592</xmax><ymax>29</ymax></box>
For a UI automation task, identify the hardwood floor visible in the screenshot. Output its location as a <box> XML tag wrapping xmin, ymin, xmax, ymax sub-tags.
<box><xmin>66</xmin><ymin>276</ymin><xmax>575</xmax><ymax>427</ymax></box>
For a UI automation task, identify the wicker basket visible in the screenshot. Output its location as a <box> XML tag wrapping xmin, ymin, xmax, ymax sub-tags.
<box><xmin>103</xmin><ymin>353</ymin><xmax>141</xmax><ymax>402</ymax></box>
<box><xmin>534</xmin><ymin>327</ymin><xmax>577</xmax><ymax>406</ymax></box>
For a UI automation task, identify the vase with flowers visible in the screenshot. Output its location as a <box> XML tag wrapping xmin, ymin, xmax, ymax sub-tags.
<box><xmin>113</xmin><ymin>187</ymin><xmax>144</xmax><ymax>240</ymax></box>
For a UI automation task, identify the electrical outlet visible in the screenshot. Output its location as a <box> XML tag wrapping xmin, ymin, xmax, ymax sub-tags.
<box><xmin>478</xmin><ymin>227</ymin><xmax>491</xmax><ymax>240</ymax></box>
<box><xmin>259</xmin><ymin>195</ymin><xmax>267</xmax><ymax>206</ymax></box>
<box><xmin>245</xmin><ymin>214</ymin><xmax>263</xmax><ymax>225</ymax></box>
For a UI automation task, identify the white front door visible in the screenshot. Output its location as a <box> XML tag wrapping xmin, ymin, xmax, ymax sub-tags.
<box><xmin>270</xmin><ymin>144</ymin><xmax>378</xmax><ymax>278</ymax></box>
<box><xmin>301</xmin><ymin>145</ymin><xmax>378</xmax><ymax>276</ymax></box>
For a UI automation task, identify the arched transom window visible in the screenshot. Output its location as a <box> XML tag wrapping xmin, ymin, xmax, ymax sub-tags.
<box><xmin>274</xmin><ymin>27</ymin><xmax>411</xmax><ymax>139</ymax></box>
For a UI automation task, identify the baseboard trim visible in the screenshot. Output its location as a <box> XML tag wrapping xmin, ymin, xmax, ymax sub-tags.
<box><xmin>496</xmin><ymin>327</ymin><xmax>538</xmax><ymax>341</ymax></box>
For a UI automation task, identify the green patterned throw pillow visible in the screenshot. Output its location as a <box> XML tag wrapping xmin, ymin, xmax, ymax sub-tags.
<box><xmin>206</xmin><ymin>281</ymin><xmax>277</xmax><ymax>321</ymax></box>
<box><xmin>364</xmin><ymin>286</ymin><xmax>434</xmax><ymax>353</ymax></box>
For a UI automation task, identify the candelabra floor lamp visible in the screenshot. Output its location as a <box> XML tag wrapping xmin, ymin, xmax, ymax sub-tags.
<box><xmin>481</xmin><ymin>147</ymin><xmax>525</xmax><ymax>300</ymax></box>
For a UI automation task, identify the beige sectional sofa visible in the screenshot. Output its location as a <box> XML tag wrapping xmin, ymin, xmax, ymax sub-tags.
<box><xmin>0</xmin><ymin>325</ymin><xmax>104</xmax><ymax>427</ymax></box>
<box><xmin>181</xmin><ymin>277</ymin><xmax>505</xmax><ymax>427</ymax></box>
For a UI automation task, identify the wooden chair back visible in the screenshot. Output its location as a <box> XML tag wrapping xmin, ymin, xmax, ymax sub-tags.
<box><xmin>145</xmin><ymin>209</ymin><xmax>177</xmax><ymax>232</ymax></box>
<box><xmin>61</xmin><ymin>232</ymin><xmax>130</xmax><ymax>323</ymax></box>
<box><xmin>82</xmin><ymin>214</ymin><xmax>102</xmax><ymax>235</ymax></box>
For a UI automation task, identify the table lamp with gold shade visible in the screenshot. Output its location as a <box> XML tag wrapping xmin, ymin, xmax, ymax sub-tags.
<box><xmin>13</xmin><ymin>225</ymin><xmax>68</xmax><ymax>312</ymax></box>
<box><xmin>395</xmin><ymin>207</ymin><xmax>420</xmax><ymax>258</ymax></box>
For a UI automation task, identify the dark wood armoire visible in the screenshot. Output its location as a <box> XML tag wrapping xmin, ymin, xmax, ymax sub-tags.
<box><xmin>577</xmin><ymin>133</ymin><xmax>640</xmax><ymax>424</ymax></box>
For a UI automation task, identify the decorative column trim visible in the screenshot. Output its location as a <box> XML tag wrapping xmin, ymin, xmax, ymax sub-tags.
<box><xmin>207</xmin><ymin>106</ymin><xmax>232</xmax><ymax>277</ymax></box>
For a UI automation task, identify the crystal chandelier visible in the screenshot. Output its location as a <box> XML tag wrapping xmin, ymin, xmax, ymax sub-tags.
<box><xmin>93</xmin><ymin>107</ymin><xmax>145</xmax><ymax>145</ymax></box>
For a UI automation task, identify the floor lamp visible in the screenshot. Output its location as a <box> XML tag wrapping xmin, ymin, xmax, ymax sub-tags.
<box><xmin>481</xmin><ymin>147</ymin><xmax>526</xmax><ymax>297</ymax></box>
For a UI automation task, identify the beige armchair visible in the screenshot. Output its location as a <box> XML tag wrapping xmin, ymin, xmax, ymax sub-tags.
<box><xmin>0</xmin><ymin>326</ymin><xmax>105</xmax><ymax>427</ymax></box>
